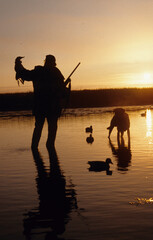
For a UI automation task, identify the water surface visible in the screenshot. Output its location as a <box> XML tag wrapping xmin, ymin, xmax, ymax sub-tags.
<box><xmin>1</xmin><ymin>106</ymin><xmax>153</xmax><ymax>240</ymax></box>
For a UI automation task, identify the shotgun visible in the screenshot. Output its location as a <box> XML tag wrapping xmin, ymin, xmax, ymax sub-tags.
<box><xmin>63</xmin><ymin>62</ymin><xmax>81</xmax><ymax>111</ymax></box>
<box><xmin>64</xmin><ymin>62</ymin><xmax>81</xmax><ymax>89</ymax></box>
<box><xmin>66</xmin><ymin>62</ymin><xmax>81</xmax><ymax>80</ymax></box>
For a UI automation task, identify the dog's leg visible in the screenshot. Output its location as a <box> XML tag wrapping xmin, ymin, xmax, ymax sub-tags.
<box><xmin>127</xmin><ymin>129</ymin><xmax>130</xmax><ymax>148</ymax></box>
<box><xmin>117</xmin><ymin>131</ymin><xmax>120</xmax><ymax>143</ymax></box>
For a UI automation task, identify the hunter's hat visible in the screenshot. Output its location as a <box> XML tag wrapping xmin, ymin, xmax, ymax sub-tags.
<box><xmin>45</xmin><ymin>55</ymin><xmax>56</xmax><ymax>63</ymax></box>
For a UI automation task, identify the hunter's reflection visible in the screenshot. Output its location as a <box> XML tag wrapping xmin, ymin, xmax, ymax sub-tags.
<box><xmin>109</xmin><ymin>137</ymin><xmax>132</xmax><ymax>172</ymax></box>
<box><xmin>23</xmin><ymin>147</ymin><xmax>78</xmax><ymax>240</ymax></box>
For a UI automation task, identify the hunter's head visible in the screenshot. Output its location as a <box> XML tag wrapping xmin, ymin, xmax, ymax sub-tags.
<box><xmin>44</xmin><ymin>55</ymin><xmax>56</xmax><ymax>67</ymax></box>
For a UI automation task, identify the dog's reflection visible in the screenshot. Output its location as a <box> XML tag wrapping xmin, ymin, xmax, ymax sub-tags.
<box><xmin>109</xmin><ymin>137</ymin><xmax>132</xmax><ymax>173</ymax></box>
<box><xmin>23</xmin><ymin>147</ymin><xmax>78</xmax><ymax>240</ymax></box>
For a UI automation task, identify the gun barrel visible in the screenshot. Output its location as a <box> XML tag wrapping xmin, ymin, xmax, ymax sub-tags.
<box><xmin>67</xmin><ymin>62</ymin><xmax>81</xmax><ymax>80</ymax></box>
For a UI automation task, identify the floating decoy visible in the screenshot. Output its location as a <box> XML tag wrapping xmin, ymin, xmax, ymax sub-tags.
<box><xmin>88</xmin><ymin>158</ymin><xmax>113</xmax><ymax>172</ymax></box>
<box><xmin>141</xmin><ymin>111</ymin><xmax>146</xmax><ymax>117</ymax></box>
<box><xmin>85</xmin><ymin>125</ymin><xmax>93</xmax><ymax>133</ymax></box>
<box><xmin>86</xmin><ymin>134</ymin><xmax>94</xmax><ymax>144</ymax></box>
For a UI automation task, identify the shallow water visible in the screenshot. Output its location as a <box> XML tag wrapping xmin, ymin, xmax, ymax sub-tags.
<box><xmin>1</xmin><ymin>106</ymin><xmax>153</xmax><ymax>240</ymax></box>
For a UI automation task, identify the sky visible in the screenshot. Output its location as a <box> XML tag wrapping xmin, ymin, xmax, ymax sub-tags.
<box><xmin>1</xmin><ymin>0</ymin><xmax>153</xmax><ymax>93</ymax></box>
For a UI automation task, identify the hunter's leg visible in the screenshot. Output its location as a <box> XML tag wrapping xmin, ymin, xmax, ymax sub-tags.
<box><xmin>31</xmin><ymin>116</ymin><xmax>45</xmax><ymax>149</ymax></box>
<box><xmin>46</xmin><ymin>117</ymin><xmax>58</xmax><ymax>149</ymax></box>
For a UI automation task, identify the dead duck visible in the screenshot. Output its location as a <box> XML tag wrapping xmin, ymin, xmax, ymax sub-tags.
<box><xmin>88</xmin><ymin>158</ymin><xmax>113</xmax><ymax>171</ymax></box>
<box><xmin>85</xmin><ymin>125</ymin><xmax>93</xmax><ymax>133</ymax></box>
<box><xmin>86</xmin><ymin>134</ymin><xmax>94</xmax><ymax>144</ymax></box>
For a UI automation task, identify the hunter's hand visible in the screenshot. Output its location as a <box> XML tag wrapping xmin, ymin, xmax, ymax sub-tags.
<box><xmin>64</xmin><ymin>78</ymin><xmax>71</xmax><ymax>86</ymax></box>
<box><xmin>67</xmin><ymin>78</ymin><xmax>71</xmax><ymax>83</ymax></box>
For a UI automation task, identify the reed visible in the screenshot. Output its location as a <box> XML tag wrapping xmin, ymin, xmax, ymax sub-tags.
<box><xmin>0</xmin><ymin>88</ymin><xmax>153</xmax><ymax>111</ymax></box>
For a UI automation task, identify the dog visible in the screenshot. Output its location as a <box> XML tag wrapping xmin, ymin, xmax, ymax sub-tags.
<box><xmin>107</xmin><ymin>108</ymin><xmax>130</xmax><ymax>141</ymax></box>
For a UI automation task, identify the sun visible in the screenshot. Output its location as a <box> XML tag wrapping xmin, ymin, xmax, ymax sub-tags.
<box><xmin>140</xmin><ymin>72</ymin><xmax>153</xmax><ymax>86</ymax></box>
<box><xmin>144</xmin><ymin>72</ymin><xmax>151</xmax><ymax>81</ymax></box>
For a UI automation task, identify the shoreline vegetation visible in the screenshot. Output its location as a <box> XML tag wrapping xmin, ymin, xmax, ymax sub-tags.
<box><xmin>0</xmin><ymin>88</ymin><xmax>153</xmax><ymax>111</ymax></box>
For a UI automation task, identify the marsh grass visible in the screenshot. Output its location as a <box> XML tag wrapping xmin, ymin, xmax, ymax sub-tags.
<box><xmin>1</xmin><ymin>88</ymin><xmax>153</xmax><ymax>111</ymax></box>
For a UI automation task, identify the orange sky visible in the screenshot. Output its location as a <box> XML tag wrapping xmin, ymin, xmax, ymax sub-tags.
<box><xmin>1</xmin><ymin>0</ymin><xmax>153</xmax><ymax>93</ymax></box>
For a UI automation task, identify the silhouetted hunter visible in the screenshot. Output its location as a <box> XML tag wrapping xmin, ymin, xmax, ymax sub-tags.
<box><xmin>107</xmin><ymin>108</ymin><xmax>130</xmax><ymax>142</ymax></box>
<box><xmin>15</xmin><ymin>55</ymin><xmax>71</xmax><ymax>149</ymax></box>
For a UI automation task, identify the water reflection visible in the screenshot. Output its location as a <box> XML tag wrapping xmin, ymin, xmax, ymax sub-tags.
<box><xmin>129</xmin><ymin>197</ymin><xmax>153</xmax><ymax>205</ymax></box>
<box><xmin>109</xmin><ymin>137</ymin><xmax>132</xmax><ymax>173</ymax></box>
<box><xmin>23</xmin><ymin>147</ymin><xmax>78</xmax><ymax>240</ymax></box>
<box><xmin>86</xmin><ymin>134</ymin><xmax>94</xmax><ymax>144</ymax></box>
<box><xmin>146</xmin><ymin>109</ymin><xmax>152</xmax><ymax>141</ymax></box>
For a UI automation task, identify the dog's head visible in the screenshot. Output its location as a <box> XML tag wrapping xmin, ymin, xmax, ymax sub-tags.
<box><xmin>114</xmin><ymin>108</ymin><xmax>125</xmax><ymax>116</ymax></box>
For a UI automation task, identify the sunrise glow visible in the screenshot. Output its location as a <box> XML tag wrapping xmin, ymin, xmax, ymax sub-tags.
<box><xmin>144</xmin><ymin>73</ymin><xmax>151</xmax><ymax>81</ymax></box>
<box><xmin>1</xmin><ymin>1</ymin><xmax>153</xmax><ymax>92</ymax></box>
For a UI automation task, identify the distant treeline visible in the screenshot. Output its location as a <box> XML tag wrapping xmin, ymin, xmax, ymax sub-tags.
<box><xmin>1</xmin><ymin>88</ymin><xmax>153</xmax><ymax>111</ymax></box>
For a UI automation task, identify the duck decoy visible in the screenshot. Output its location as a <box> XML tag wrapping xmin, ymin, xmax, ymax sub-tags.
<box><xmin>85</xmin><ymin>125</ymin><xmax>93</xmax><ymax>133</ymax></box>
<box><xmin>86</xmin><ymin>134</ymin><xmax>94</xmax><ymax>144</ymax></box>
<box><xmin>141</xmin><ymin>111</ymin><xmax>146</xmax><ymax>117</ymax></box>
<box><xmin>88</xmin><ymin>158</ymin><xmax>113</xmax><ymax>172</ymax></box>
